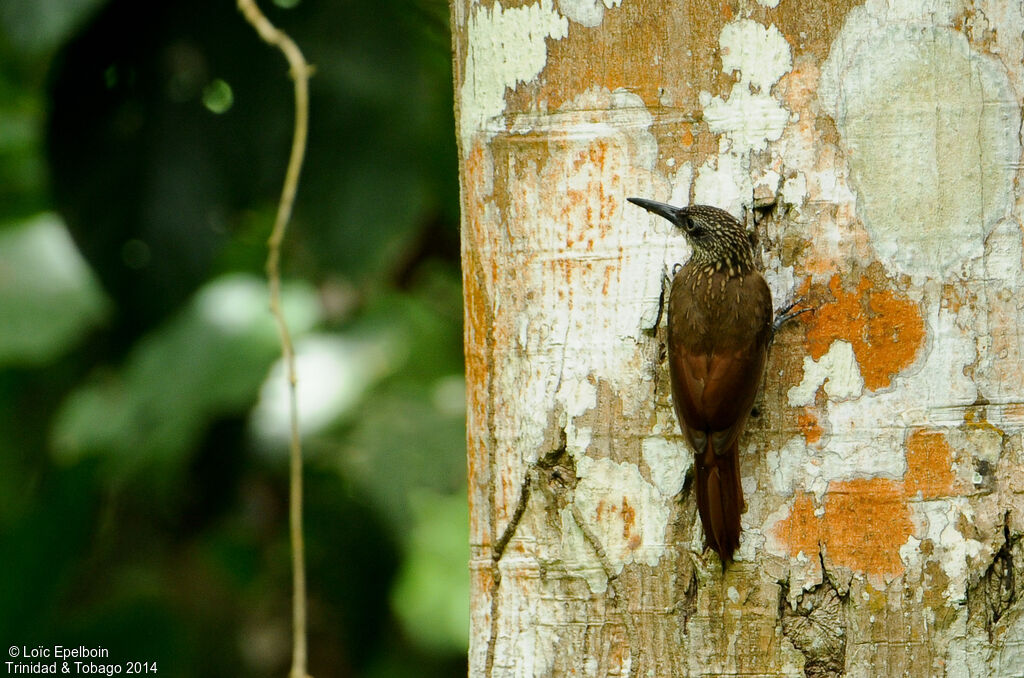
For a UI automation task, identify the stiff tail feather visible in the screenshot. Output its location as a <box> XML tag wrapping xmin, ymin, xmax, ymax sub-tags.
<box><xmin>694</xmin><ymin>440</ymin><xmax>744</xmax><ymax>563</ymax></box>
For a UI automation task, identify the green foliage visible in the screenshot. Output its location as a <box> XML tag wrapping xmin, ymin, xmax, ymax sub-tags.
<box><xmin>0</xmin><ymin>0</ymin><xmax>106</xmax><ymax>56</ymax></box>
<box><xmin>390</xmin><ymin>491</ymin><xmax>470</xmax><ymax>652</ymax></box>
<box><xmin>0</xmin><ymin>214</ymin><xmax>108</xmax><ymax>365</ymax></box>
<box><xmin>50</xmin><ymin>274</ymin><xmax>319</xmax><ymax>469</ymax></box>
<box><xmin>0</xmin><ymin>0</ymin><xmax>467</xmax><ymax>676</ymax></box>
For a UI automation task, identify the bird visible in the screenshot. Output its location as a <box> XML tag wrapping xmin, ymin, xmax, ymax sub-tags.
<box><xmin>628</xmin><ymin>197</ymin><xmax>776</xmax><ymax>564</ymax></box>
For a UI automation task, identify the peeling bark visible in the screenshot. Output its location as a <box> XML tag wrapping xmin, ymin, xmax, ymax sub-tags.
<box><xmin>968</xmin><ymin>517</ymin><xmax>1024</xmax><ymax>641</ymax></box>
<box><xmin>780</xmin><ymin>554</ymin><xmax>848</xmax><ymax>677</ymax></box>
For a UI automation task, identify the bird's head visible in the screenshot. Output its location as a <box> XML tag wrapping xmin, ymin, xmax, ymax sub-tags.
<box><xmin>627</xmin><ymin>197</ymin><xmax>753</xmax><ymax>268</ymax></box>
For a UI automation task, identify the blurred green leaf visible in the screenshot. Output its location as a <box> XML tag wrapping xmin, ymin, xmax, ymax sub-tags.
<box><xmin>0</xmin><ymin>0</ymin><xmax>106</xmax><ymax>222</ymax></box>
<box><xmin>341</xmin><ymin>383</ymin><xmax>465</xmax><ymax>525</ymax></box>
<box><xmin>251</xmin><ymin>331</ymin><xmax>405</xmax><ymax>446</ymax></box>
<box><xmin>0</xmin><ymin>0</ymin><xmax>106</xmax><ymax>56</ymax></box>
<box><xmin>0</xmin><ymin>213</ymin><xmax>108</xmax><ymax>366</ymax></box>
<box><xmin>0</xmin><ymin>100</ymin><xmax>46</xmax><ymax>224</ymax></box>
<box><xmin>324</xmin><ymin>280</ymin><xmax>466</xmax><ymax>529</ymax></box>
<box><xmin>50</xmin><ymin>273</ymin><xmax>320</xmax><ymax>470</ymax></box>
<box><xmin>390</xmin><ymin>490</ymin><xmax>469</xmax><ymax>652</ymax></box>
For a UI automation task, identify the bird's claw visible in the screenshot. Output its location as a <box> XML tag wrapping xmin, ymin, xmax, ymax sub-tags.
<box><xmin>772</xmin><ymin>296</ymin><xmax>814</xmax><ymax>334</ymax></box>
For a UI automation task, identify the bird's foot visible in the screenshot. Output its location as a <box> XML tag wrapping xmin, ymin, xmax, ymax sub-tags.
<box><xmin>772</xmin><ymin>297</ymin><xmax>814</xmax><ymax>334</ymax></box>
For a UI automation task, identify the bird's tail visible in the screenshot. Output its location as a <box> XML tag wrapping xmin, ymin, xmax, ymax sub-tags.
<box><xmin>694</xmin><ymin>439</ymin><xmax>745</xmax><ymax>564</ymax></box>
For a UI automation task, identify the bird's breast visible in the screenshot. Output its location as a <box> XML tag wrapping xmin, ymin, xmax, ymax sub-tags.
<box><xmin>669</xmin><ymin>265</ymin><xmax>767</xmax><ymax>350</ymax></box>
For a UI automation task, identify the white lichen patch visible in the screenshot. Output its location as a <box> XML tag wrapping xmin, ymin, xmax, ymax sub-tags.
<box><xmin>906</xmin><ymin>499</ymin><xmax>986</xmax><ymax>603</ymax></box>
<box><xmin>981</xmin><ymin>0</ymin><xmax>1024</xmax><ymax>97</ymax></box>
<box><xmin>571</xmin><ymin>456</ymin><xmax>671</xmax><ymax>583</ymax></box>
<box><xmin>765</xmin><ymin>435</ymin><xmax>827</xmax><ymax>499</ymax></box>
<box><xmin>460</xmin><ymin>0</ymin><xmax>569</xmax><ymax>150</ymax></box>
<box><xmin>641</xmin><ymin>435</ymin><xmax>691</xmax><ymax>496</ymax></box>
<box><xmin>556</xmin><ymin>0</ymin><xmax>622</xmax><ymax>28</ymax></box>
<box><xmin>555</xmin><ymin>377</ymin><xmax>596</xmax><ymax>460</ymax></box>
<box><xmin>780</xmin><ymin>172</ymin><xmax>807</xmax><ymax>210</ymax></box>
<box><xmin>701</xmin><ymin>19</ymin><xmax>792</xmax><ymax>153</ymax></box>
<box><xmin>788</xmin><ymin>339</ymin><xmax>865</xmax><ymax>407</ymax></box>
<box><xmin>819</xmin><ymin>5</ymin><xmax>1021</xmax><ymax>282</ymax></box>
<box><xmin>491</xmin><ymin>551</ymin><xmax>561</xmax><ymax>675</ymax></box>
<box><xmin>702</xmin><ymin>88</ymin><xmax>791</xmax><ymax>155</ymax></box>
<box><xmin>762</xmin><ymin>262</ymin><xmax>798</xmax><ymax>316</ymax></box>
<box><xmin>858</xmin><ymin>0</ymin><xmax>962</xmax><ymax>24</ymax></box>
<box><xmin>668</xmin><ymin>161</ymin><xmax>694</xmax><ymax>210</ymax></box>
<box><xmin>994</xmin><ymin>607</ymin><xmax>1024</xmax><ymax>677</ymax></box>
<box><xmin>719</xmin><ymin>19</ymin><xmax>792</xmax><ymax>93</ymax></box>
<box><xmin>692</xmin><ymin>152</ymin><xmax>747</xmax><ymax>217</ymax></box>
<box><xmin>694</xmin><ymin>19</ymin><xmax>793</xmax><ymax>216</ymax></box>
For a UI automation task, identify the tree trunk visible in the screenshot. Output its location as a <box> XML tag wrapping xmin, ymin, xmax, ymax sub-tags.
<box><xmin>450</xmin><ymin>1</ymin><xmax>1024</xmax><ymax>675</ymax></box>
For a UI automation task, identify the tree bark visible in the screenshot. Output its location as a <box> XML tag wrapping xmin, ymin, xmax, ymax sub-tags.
<box><xmin>450</xmin><ymin>1</ymin><xmax>1024</xmax><ymax>675</ymax></box>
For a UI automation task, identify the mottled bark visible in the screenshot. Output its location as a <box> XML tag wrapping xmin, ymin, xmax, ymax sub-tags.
<box><xmin>450</xmin><ymin>1</ymin><xmax>1024</xmax><ymax>675</ymax></box>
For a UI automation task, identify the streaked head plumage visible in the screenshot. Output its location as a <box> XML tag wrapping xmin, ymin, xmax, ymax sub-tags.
<box><xmin>627</xmin><ymin>198</ymin><xmax>754</xmax><ymax>271</ymax></box>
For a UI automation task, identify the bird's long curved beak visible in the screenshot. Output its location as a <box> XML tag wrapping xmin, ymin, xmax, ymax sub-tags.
<box><xmin>627</xmin><ymin>197</ymin><xmax>681</xmax><ymax>224</ymax></box>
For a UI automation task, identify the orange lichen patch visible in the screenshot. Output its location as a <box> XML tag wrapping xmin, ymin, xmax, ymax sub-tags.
<box><xmin>803</xmin><ymin>274</ymin><xmax>925</xmax><ymax>391</ymax></box>
<box><xmin>964</xmin><ymin>407</ymin><xmax>1005</xmax><ymax>436</ymax></box>
<box><xmin>621</xmin><ymin>496</ymin><xmax>636</xmax><ymax>540</ymax></box>
<box><xmin>796</xmin><ymin>408</ymin><xmax>823</xmax><ymax>444</ymax></box>
<box><xmin>602</xmin><ymin>265</ymin><xmax>614</xmax><ymax>296</ymax></box>
<box><xmin>862</xmin><ymin>287</ymin><xmax>925</xmax><ymax>388</ymax></box>
<box><xmin>773</xmin><ymin>492</ymin><xmax>821</xmax><ymax>557</ymax></box>
<box><xmin>775</xmin><ymin>432</ymin><xmax>966</xmax><ymax>576</ymax></box>
<box><xmin>903</xmin><ymin>429</ymin><xmax>957</xmax><ymax>500</ymax></box>
<box><xmin>803</xmin><ymin>275</ymin><xmax>866</xmax><ymax>359</ymax></box>
<box><xmin>823</xmin><ymin>478</ymin><xmax>913</xmax><ymax>577</ymax></box>
<box><xmin>775</xmin><ymin>479</ymin><xmax>914</xmax><ymax>578</ymax></box>
<box><xmin>555</xmin><ymin>138</ymin><xmax>622</xmax><ymax>253</ymax></box>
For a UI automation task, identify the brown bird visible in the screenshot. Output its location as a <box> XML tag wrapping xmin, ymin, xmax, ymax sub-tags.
<box><xmin>629</xmin><ymin>197</ymin><xmax>774</xmax><ymax>563</ymax></box>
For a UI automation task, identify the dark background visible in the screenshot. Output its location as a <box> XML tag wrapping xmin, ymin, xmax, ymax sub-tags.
<box><xmin>0</xmin><ymin>0</ymin><xmax>467</xmax><ymax>675</ymax></box>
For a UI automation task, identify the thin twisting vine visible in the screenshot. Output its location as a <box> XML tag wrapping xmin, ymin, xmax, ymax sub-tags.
<box><xmin>236</xmin><ymin>2</ymin><xmax>312</xmax><ymax>677</ymax></box>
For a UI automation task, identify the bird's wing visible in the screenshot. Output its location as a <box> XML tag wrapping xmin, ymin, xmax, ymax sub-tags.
<box><xmin>669</xmin><ymin>342</ymin><xmax>766</xmax><ymax>453</ymax></box>
<box><xmin>668</xmin><ymin>272</ymin><xmax>772</xmax><ymax>455</ymax></box>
